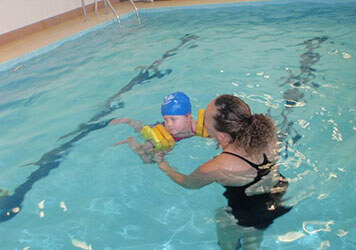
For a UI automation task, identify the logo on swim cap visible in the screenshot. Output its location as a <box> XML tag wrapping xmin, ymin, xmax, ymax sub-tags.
<box><xmin>161</xmin><ymin>92</ymin><xmax>191</xmax><ymax>116</ymax></box>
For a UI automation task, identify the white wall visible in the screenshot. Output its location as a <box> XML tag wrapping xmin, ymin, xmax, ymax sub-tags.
<box><xmin>0</xmin><ymin>0</ymin><xmax>95</xmax><ymax>35</ymax></box>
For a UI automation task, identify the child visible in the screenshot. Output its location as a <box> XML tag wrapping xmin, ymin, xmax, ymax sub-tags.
<box><xmin>110</xmin><ymin>92</ymin><xmax>197</xmax><ymax>163</ymax></box>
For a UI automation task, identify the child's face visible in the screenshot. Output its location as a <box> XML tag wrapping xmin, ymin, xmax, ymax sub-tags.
<box><xmin>163</xmin><ymin>114</ymin><xmax>192</xmax><ymax>136</ymax></box>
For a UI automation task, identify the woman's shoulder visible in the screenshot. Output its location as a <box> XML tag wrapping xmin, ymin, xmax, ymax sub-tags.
<box><xmin>199</xmin><ymin>153</ymin><xmax>255</xmax><ymax>174</ymax></box>
<box><xmin>199</xmin><ymin>153</ymin><xmax>256</xmax><ymax>186</ymax></box>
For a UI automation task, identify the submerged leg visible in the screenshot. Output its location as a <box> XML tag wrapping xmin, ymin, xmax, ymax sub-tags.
<box><xmin>240</xmin><ymin>228</ymin><xmax>263</xmax><ymax>250</ymax></box>
<box><xmin>216</xmin><ymin>207</ymin><xmax>242</xmax><ymax>250</ymax></box>
<box><xmin>215</xmin><ymin>207</ymin><xmax>264</xmax><ymax>250</ymax></box>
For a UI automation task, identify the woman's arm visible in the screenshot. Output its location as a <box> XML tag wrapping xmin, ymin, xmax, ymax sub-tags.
<box><xmin>157</xmin><ymin>160</ymin><xmax>217</xmax><ymax>189</ymax></box>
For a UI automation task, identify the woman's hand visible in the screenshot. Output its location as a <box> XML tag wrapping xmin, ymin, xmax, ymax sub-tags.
<box><xmin>154</xmin><ymin>152</ymin><xmax>174</xmax><ymax>174</ymax></box>
<box><xmin>154</xmin><ymin>151</ymin><xmax>169</xmax><ymax>172</ymax></box>
<box><xmin>158</xmin><ymin>161</ymin><xmax>173</xmax><ymax>174</ymax></box>
<box><xmin>155</xmin><ymin>152</ymin><xmax>214</xmax><ymax>189</ymax></box>
<box><xmin>154</xmin><ymin>151</ymin><xmax>165</xmax><ymax>163</ymax></box>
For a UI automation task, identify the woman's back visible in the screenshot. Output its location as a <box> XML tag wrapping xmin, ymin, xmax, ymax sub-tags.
<box><xmin>214</xmin><ymin>150</ymin><xmax>291</xmax><ymax>229</ymax></box>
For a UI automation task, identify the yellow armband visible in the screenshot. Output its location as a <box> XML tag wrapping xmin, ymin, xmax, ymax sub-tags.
<box><xmin>196</xmin><ymin>109</ymin><xmax>209</xmax><ymax>137</ymax></box>
<box><xmin>141</xmin><ymin>124</ymin><xmax>175</xmax><ymax>150</ymax></box>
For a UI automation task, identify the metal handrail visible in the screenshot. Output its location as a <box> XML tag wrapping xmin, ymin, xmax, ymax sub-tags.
<box><xmin>95</xmin><ymin>0</ymin><xmax>108</xmax><ymax>15</ymax></box>
<box><xmin>81</xmin><ymin>0</ymin><xmax>141</xmax><ymax>27</ymax></box>
<box><xmin>104</xmin><ymin>0</ymin><xmax>121</xmax><ymax>27</ymax></box>
<box><xmin>80</xmin><ymin>0</ymin><xmax>88</xmax><ymax>22</ymax></box>
<box><xmin>128</xmin><ymin>0</ymin><xmax>141</xmax><ymax>24</ymax></box>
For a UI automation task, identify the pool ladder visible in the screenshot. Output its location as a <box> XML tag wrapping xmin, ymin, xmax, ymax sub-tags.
<box><xmin>81</xmin><ymin>0</ymin><xmax>141</xmax><ymax>27</ymax></box>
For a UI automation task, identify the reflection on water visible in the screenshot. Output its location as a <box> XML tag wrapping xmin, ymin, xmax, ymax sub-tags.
<box><xmin>278</xmin><ymin>231</ymin><xmax>305</xmax><ymax>242</ymax></box>
<box><xmin>71</xmin><ymin>239</ymin><xmax>92</xmax><ymax>250</ymax></box>
<box><xmin>302</xmin><ymin>220</ymin><xmax>334</xmax><ymax>234</ymax></box>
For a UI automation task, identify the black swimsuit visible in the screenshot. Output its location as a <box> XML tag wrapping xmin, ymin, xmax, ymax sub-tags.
<box><xmin>221</xmin><ymin>151</ymin><xmax>292</xmax><ymax>229</ymax></box>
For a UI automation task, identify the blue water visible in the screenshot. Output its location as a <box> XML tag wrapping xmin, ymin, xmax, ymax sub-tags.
<box><xmin>1</xmin><ymin>1</ymin><xmax>356</xmax><ymax>249</ymax></box>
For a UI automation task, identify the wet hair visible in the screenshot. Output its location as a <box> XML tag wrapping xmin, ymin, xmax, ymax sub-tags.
<box><xmin>213</xmin><ymin>95</ymin><xmax>276</xmax><ymax>155</ymax></box>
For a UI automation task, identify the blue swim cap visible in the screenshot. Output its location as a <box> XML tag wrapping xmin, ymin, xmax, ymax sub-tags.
<box><xmin>161</xmin><ymin>92</ymin><xmax>191</xmax><ymax>116</ymax></box>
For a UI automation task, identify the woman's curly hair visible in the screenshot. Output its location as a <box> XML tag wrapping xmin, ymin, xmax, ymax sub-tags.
<box><xmin>213</xmin><ymin>95</ymin><xmax>276</xmax><ymax>155</ymax></box>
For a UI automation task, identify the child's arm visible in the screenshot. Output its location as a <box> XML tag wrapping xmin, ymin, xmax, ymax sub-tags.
<box><xmin>109</xmin><ymin>118</ymin><xmax>143</xmax><ymax>132</ymax></box>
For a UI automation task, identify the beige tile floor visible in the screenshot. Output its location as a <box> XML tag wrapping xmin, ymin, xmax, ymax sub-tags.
<box><xmin>0</xmin><ymin>0</ymin><xmax>251</xmax><ymax>65</ymax></box>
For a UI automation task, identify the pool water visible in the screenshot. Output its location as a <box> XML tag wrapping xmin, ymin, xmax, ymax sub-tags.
<box><xmin>1</xmin><ymin>0</ymin><xmax>356</xmax><ymax>249</ymax></box>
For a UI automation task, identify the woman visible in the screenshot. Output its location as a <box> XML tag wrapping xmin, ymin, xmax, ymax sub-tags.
<box><xmin>156</xmin><ymin>94</ymin><xmax>291</xmax><ymax>250</ymax></box>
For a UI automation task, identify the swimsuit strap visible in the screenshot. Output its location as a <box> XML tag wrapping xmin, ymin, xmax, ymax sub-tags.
<box><xmin>221</xmin><ymin>151</ymin><xmax>266</xmax><ymax>169</ymax></box>
<box><xmin>222</xmin><ymin>151</ymin><xmax>274</xmax><ymax>188</ymax></box>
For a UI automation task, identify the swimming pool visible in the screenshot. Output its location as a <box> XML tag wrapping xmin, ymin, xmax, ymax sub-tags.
<box><xmin>1</xmin><ymin>0</ymin><xmax>355</xmax><ymax>249</ymax></box>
